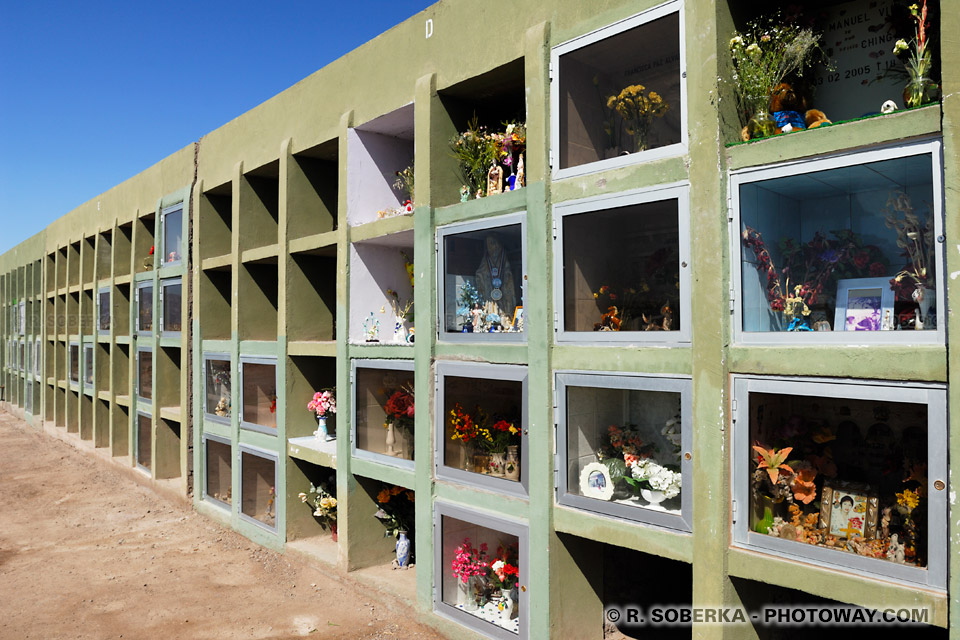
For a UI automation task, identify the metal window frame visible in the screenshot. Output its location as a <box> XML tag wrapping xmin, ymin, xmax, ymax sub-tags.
<box><xmin>728</xmin><ymin>139</ymin><xmax>945</xmax><ymax>345</ymax></box>
<box><xmin>135</xmin><ymin>345</ymin><xmax>153</xmax><ymax>404</ymax></box>
<box><xmin>34</xmin><ymin>337</ymin><xmax>41</xmax><ymax>379</ymax></box>
<box><xmin>159</xmin><ymin>277</ymin><xmax>183</xmax><ymax>337</ymax></box>
<box><xmin>350</xmin><ymin>358</ymin><xmax>416</xmax><ymax>470</ymax></box>
<box><xmin>202</xmin><ymin>432</ymin><xmax>233</xmax><ymax>510</ymax></box>
<box><xmin>160</xmin><ymin>203</ymin><xmax>184</xmax><ymax>268</ymax></box>
<box><xmin>97</xmin><ymin>286</ymin><xmax>111</xmax><ymax>335</ymax></box>
<box><xmin>68</xmin><ymin>340</ymin><xmax>80</xmax><ymax>386</ymax></box>
<box><xmin>555</xmin><ymin>370</ymin><xmax>693</xmax><ymax>531</ymax></box>
<box><xmin>18</xmin><ymin>300</ymin><xmax>25</xmax><ymax>336</ymax></box>
<box><xmin>83</xmin><ymin>341</ymin><xmax>94</xmax><ymax>393</ymax></box>
<box><xmin>549</xmin><ymin>0</ymin><xmax>688</xmax><ymax>180</ymax></box>
<box><xmin>553</xmin><ymin>182</ymin><xmax>692</xmax><ymax>343</ymax></box>
<box><xmin>135</xmin><ymin>409</ymin><xmax>152</xmax><ymax>474</ymax></box>
<box><xmin>237</xmin><ymin>444</ymin><xmax>279</xmax><ymax>532</ymax></box>
<box><xmin>433</xmin><ymin>501</ymin><xmax>529</xmax><ymax>640</ymax></box>
<box><xmin>436</xmin><ymin>212</ymin><xmax>528</xmax><ymax>344</ymax></box>
<box><xmin>202</xmin><ymin>352</ymin><xmax>232</xmax><ymax>425</ymax></box>
<box><xmin>434</xmin><ymin>361</ymin><xmax>529</xmax><ymax>498</ymax></box>
<box><xmin>730</xmin><ymin>374</ymin><xmax>947</xmax><ymax>590</ymax></box>
<box><xmin>135</xmin><ymin>281</ymin><xmax>154</xmax><ymax>335</ymax></box>
<box><xmin>239</xmin><ymin>355</ymin><xmax>278</xmax><ymax>435</ymax></box>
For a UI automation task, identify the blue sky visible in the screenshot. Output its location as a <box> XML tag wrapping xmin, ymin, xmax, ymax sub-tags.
<box><xmin>0</xmin><ymin>0</ymin><xmax>434</xmax><ymax>255</ymax></box>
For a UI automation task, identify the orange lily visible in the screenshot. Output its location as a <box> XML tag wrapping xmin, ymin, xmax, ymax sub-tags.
<box><xmin>753</xmin><ymin>445</ymin><xmax>794</xmax><ymax>485</ymax></box>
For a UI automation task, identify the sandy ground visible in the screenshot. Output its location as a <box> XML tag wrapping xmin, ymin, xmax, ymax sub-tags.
<box><xmin>0</xmin><ymin>411</ymin><xmax>446</xmax><ymax>640</ymax></box>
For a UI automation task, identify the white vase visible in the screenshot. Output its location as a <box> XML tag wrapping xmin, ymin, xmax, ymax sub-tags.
<box><xmin>385</xmin><ymin>422</ymin><xmax>398</xmax><ymax>456</ymax></box>
<box><xmin>641</xmin><ymin>488</ymin><xmax>667</xmax><ymax>505</ymax></box>
<box><xmin>915</xmin><ymin>287</ymin><xmax>936</xmax><ymax>329</ymax></box>
<box><xmin>314</xmin><ymin>416</ymin><xmax>327</xmax><ymax>440</ymax></box>
<box><xmin>503</xmin><ymin>445</ymin><xmax>520</xmax><ymax>481</ymax></box>
<box><xmin>489</xmin><ymin>452</ymin><xmax>506</xmax><ymax>477</ymax></box>
<box><xmin>393</xmin><ymin>317</ymin><xmax>407</xmax><ymax>344</ymax></box>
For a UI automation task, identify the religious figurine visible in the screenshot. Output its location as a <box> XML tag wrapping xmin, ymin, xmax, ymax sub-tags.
<box><xmin>886</xmin><ymin>533</ymin><xmax>905</xmax><ymax>563</ymax></box>
<box><xmin>214</xmin><ymin>397</ymin><xmax>229</xmax><ymax>417</ymax></box>
<box><xmin>363</xmin><ymin>311</ymin><xmax>380</xmax><ymax>342</ymax></box>
<box><xmin>881</xmin><ymin>308</ymin><xmax>894</xmax><ymax>331</ymax></box>
<box><xmin>474</xmin><ymin>234</ymin><xmax>517</xmax><ymax>322</ymax></box>
<box><xmin>460</xmin><ymin>185</ymin><xmax>470</xmax><ymax>202</ymax></box>
<box><xmin>516</xmin><ymin>154</ymin><xmax>525</xmax><ymax>188</ymax></box>
<box><xmin>471</xmin><ymin>304</ymin><xmax>485</xmax><ymax>332</ymax></box>
<box><xmin>487</xmin><ymin>164</ymin><xmax>503</xmax><ymax>196</ymax></box>
<box><xmin>475</xmin><ymin>188</ymin><xmax>484</xmax><ymax>199</ymax></box>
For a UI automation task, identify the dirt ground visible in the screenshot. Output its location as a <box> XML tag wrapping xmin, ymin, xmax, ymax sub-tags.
<box><xmin>0</xmin><ymin>411</ymin><xmax>447</xmax><ymax>640</ymax></box>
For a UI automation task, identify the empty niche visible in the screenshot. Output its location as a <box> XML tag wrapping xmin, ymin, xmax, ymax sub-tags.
<box><xmin>349</xmin><ymin>233</ymin><xmax>414</xmax><ymax>345</ymax></box>
<box><xmin>347</xmin><ymin>104</ymin><xmax>415</xmax><ymax>227</ymax></box>
<box><xmin>199</xmin><ymin>181</ymin><xmax>233</xmax><ymax>261</ymax></box>
<box><xmin>289</xmin><ymin>139</ymin><xmax>339</xmax><ymax>240</ymax></box>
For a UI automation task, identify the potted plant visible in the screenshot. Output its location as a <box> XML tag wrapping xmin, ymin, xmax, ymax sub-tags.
<box><xmin>299</xmin><ymin>482</ymin><xmax>338</xmax><ymax>540</ymax></box>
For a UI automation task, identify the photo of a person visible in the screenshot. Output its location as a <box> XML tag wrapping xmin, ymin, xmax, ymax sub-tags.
<box><xmin>829</xmin><ymin>492</ymin><xmax>865</xmax><ymax>538</ymax></box>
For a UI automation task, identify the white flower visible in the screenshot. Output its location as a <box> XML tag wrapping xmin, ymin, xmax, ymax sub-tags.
<box><xmin>893</xmin><ymin>39</ymin><xmax>909</xmax><ymax>55</ymax></box>
<box><xmin>729</xmin><ymin>35</ymin><xmax>743</xmax><ymax>48</ymax></box>
<box><xmin>491</xmin><ymin>560</ymin><xmax>505</xmax><ymax>572</ymax></box>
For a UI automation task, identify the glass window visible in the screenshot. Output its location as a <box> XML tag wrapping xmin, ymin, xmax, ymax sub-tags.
<box><xmin>137</xmin><ymin>413</ymin><xmax>151</xmax><ymax>471</ymax></box>
<box><xmin>98</xmin><ymin>288</ymin><xmax>111</xmax><ymax>333</ymax></box>
<box><xmin>25</xmin><ymin>341</ymin><xmax>32</xmax><ymax>377</ymax></box>
<box><xmin>733</xmin><ymin>376</ymin><xmax>946</xmax><ymax>589</ymax></box>
<box><xmin>241</xmin><ymin>360</ymin><xmax>277</xmax><ymax>431</ymax></box>
<box><xmin>138</xmin><ymin>349</ymin><xmax>152</xmax><ymax>401</ymax></box>
<box><xmin>137</xmin><ymin>283</ymin><xmax>153</xmax><ymax>333</ymax></box>
<box><xmin>558</xmin><ymin>373</ymin><xmax>690</xmax><ymax>530</ymax></box>
<box><xmin>205</xmin><ymin>437</ymin><xmax>232</xmax><ymax>507</ymax></box>
<box><xmin>83</xmin><ymin>344</ymin><xmax>93</xmax><ymax>387</ymax></box>
<box><xmin>554</xmin><ymin>5</ymin><xmax>683</xmax><ymax>173</ymax></box>
<box><xmin>354</xmin><ymin>361</ymin><xmax>415</xmax><ymax>463</ymax></box>
<box><xmin>19</xmin><ymin>301</ymin><xmax>25</xmax><ymax>335</ymax></box>
<box><xmin>735</xmin><ymin>145</ymin><xmax>942</xmax><ymax>339</ymax></box>
<box><xmin>204</xmin><ymin>356</ymin><xmax>231</xmax><ymax>421</ymax></box>
<box><xmin>438</xmin><ymin>511</ymin><xmax>523</xmax><ymax>636</ymax></box>
<box><xmin>161</xmin><ymin>279</ymin><xmax>182</xmax><ymax>334</ymax></box>
<box><xmin>19</xmin><ymin>341</ymin><xmax>24</xmax><ymax>370</ymax></box>
<box><xmin>34</xmin><ymin>338</ymin><xmax>41</xmax><ymax>377</ymax></box>
<box><xmin>558</xmin><ymin>190</ymin><xmax>685</xmax><ymax>337</ymax></box>
<box><xmin>69</xmin><ymin>343</ymin><xmax>79</xmax><ymax>383</ymax></box>
<box><xmin>437</xmin><ymin>363</ymin><xmax>526</xmax><ymax>493</ymax></box>
<box><xmin>240</xmin><ymin>449</ymin><xmax>276</xmax><ymax>529</ymax></box>
<box><xmin>440</xmin><ymin>219</ymin><xmax>524</xmax><ymax>337</ymax></box>
<box><xmin>162</xmin><ymin>206</ymin><xmax>183</xmax><ymax>265</ymax></box>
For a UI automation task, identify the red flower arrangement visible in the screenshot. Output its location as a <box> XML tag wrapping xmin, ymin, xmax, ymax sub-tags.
<box><xmin>384</xmin><ymin>386</ymin><xmax>415</xmax><ymax>433</ymax></box>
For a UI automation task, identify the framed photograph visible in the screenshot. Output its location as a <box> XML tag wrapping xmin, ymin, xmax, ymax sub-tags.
<box><xmin>820</xmin><ymin>481</ymin><xmax>879</xmax><ymax>540</ymax></box>
<box><xmin>512</xmin><ymin>306</ymin><xmax>524</xmax><ymax>329</ymax></box>
<box><xmin>833</xmin><ymin>277</ymin><xmax>895</xmax><ymax>332</ymax></box>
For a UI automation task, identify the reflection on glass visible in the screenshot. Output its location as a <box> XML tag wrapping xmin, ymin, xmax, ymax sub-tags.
<box><xmin>558</xmin><ymin>11</ymin><xmax>681</xmax><ymax>169</ymax></box>
<box><xmin>565</xmin><ymin>386</ymin><xmax>682</xmax><ymax>513</ymax></box>
<box><xmin>205</xmin><ymin>358</ymin><xmax>231</xmax><ymax>419</ymax></box>
<box><xmin>84</xmin><ymin>345</ymin><xmax>93</xmax><ymax>386</ymax></box>
<box><xmin>241</xmin><ymin>451</ymin><xmax>275</xmax><ymax>528</ymax></box>
<box><xmin>443</xmin><ymin>376</ymin><xmax>522</xmax><ymax>482</ymax></box>
<box><xmin>355</xmin><ymin>366</ymin><xmax>415</xmax><ymax>461</ymax></box>
<box><xmin>563</xmin><ymin>199</ymin><xmax>680</xmax><ymax>332</ymax></box>
<box><xmin>739</xmin><ymin>153</ymin><xmax>937</xmax><ymax>333</ymax></box>
<box><xmin>137</xmin><ymin>413</ymin><xmax>151</xmax><ymax>470</ymax></box>
<box><xmin>441</xmin><ymin>515</ymin><xmax>520</xmax><ymax>634</ymax></box>
<box><xmin>139</xmin><ymin>285</ymin><xmax>153</xmax><ymax>333</ymax></box>
<box><xmin>206</xmin><ymin>439</ymin><xmax>232</xmax><ymax>506</ymax></box>
<box><xmin>99</xmin><ymin>290</ymin><xmax>111</xmax><ymax>332</ymax></box>
<box><xmin>748</xmin><ymin>392</ymin><xmax>928</xmax><ymax>570</ymax></box>
<box><xmin>163</xmin><ymin>208</ymin><xmax>183</xmax><ymax>264</ymax></box>
<box><xmin>163</xmin><ymin>281</ymin><xmax>182</xmax><ymax>332</ymax></box>
<box><xmin>138</xmin><ymin>350</ymin><xmax>152</xmax><ymax>400</ymax></box>
<box><xmin>242</xmin><ymin>362</ymin><xmax>276</xmax><ymax>429</ymax></box>
<box><xmin>69</xmin><ymin>344</ymin><xmax>79</xmax><ymax>383</ymax></box>
<box><xmin>443</xmin><ymin>224</ymin><xmax>524</xmax><ymax>334</ymax></box>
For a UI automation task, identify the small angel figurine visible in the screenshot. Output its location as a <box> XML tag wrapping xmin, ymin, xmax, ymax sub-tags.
<box><xmin>460</xmin><ymin>185</ymin><xmax>470</xmax><ymax>202</ymax></box>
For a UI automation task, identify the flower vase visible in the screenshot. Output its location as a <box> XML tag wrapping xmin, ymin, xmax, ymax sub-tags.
<box><xmin>504</xmin><ymin>445</ymin><xmax>520</xmax><ymax>481</ymax></box>
<box><xmin>315</xmin><ymin>416</ymin><xmax>328</xmax><ymax>441</ymax></box>
<box><xmin>330</xmin><ymin>521</ymin><xmax>338</xmax><ymax>542</ymax></box>
<box><xmin>914</xmin><ymin>287</ymin><xmax>936</xmax><ymax>329</ymax></box>
<box><xmin>489</xmin><ymin>452</ymin><xmax>506</xmax><ymax>477</ymax></box>
<box><xmin>385</xmin><ymin>422</ymin><xmax>399</xmax><ymax>457</ymax></box>
<box><xmin>753</xmin><ymin>494</ymin><xmax>785</xmax><ymax>534</ymax></box>
<box><xmin>393</xmin><ymin>318</ymin><xmax>408</xmax><ymax>344</ymax></box>
<box><xmin>903</xmin><ymin>76</ymin><xmax>939</xmax><ymax>109</ymax></box>
<box><xmin>395</xmin><ymin>531</ymin><xmax>411</xmax><ymax>568</ymax></box>
<box><xmin>747</xmin><ymin>109</ymin><xmax>776</xmax><ymax>139</ymax></box>
<box><xmin>458</xmin><ymin>577</ymin><xmax>480</xmax><ymax>611</ymax></box>
<box><xmin>641</xmin><ymin>488</ymin><xmax>667</xmax><ymax>505</ymax></box>
<box><xmin>508</xmin><ymin>584</ymin><xmax>519</xmax><ymax>620</ymax></box>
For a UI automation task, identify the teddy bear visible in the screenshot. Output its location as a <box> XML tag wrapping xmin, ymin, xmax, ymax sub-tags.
<box><xmin>741</xmin><ymin>82</ymin><xmax>831</xmax><ymax>140</ymax></box>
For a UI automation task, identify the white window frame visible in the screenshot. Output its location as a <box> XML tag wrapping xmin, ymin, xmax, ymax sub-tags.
<box><xmin>136</xmin><ymin>345</ymin><xmax>152</xmax><ymax>404</ymax></box>
<box><xmin>730</xmin><ymin>374</ymin><xmax>947</xmax><ymax>590</ymax></box>
<box><xmin>160</xmin><ymin>203</ymin><xmax>184</xmax><ymax>268</ymax></box>
<box><xmin>553</xmin><ymin>182</ymin><xmax>691</xmax><ymax>343</ymax></box>
<box><xmin>159</xmin><ymin>277</ymin><xmax>182</xmax><ymax>337</ymax></box>
<box><xmin>237</xmin><ymin>444</ymin><xmax>279</xmax><ymax>532</ymax></box>
<box><xmin>729</xmin><ymin>139</ymin><xmax>945</xmax><ymax>345</ymax></box>
<box><xmin>97</xmin><ymin>286</ymin><xmax>111</xmax><ymax>335</ymax></box>
<box><xmin>135</xmin><ymin>281</ymin><xmax>154</xmax><ymax>335</ymax></box>
<box><xmin>350</xmin><ymin>358</ymin><xmax>415</xmax><ymax>470</ymax></box>
<box><xmin>436</xmin><ymin>212</ymin><xmax>527</xmax><ymax>344</ymax></box>
<box><xmin>549</xmin><ymin>0</ymin><xmax>688</xmax><ymax>180</ymax></box>
<box><xmin>202</xmin><ymin>433</ymin><xmax>232</xmax><ymax>511</ymax></box>
<box><xmin>202</xmin><ymin>352</ymin><xmax>232</xmax><ymax>425</ymax></box>
<box><xmin>239</xmin><ymin>355</ymin><xmax>278</xmax><ymax>435</ymax></box>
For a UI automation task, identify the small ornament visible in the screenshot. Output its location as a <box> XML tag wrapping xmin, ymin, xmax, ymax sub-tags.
<box><xmin>460</xmin><ymin>185</ymin><xmax>469</xmax><ymax>202</ymax></box>
<box><xmin>516</xmin><ymin>154</ymin><xmax>525</xmax><ymax>187</ymax></box>
<box><xmin>363</xmin><ymin>312</ymin><xmax>380</xmax><ymax>342</ymax></box>
<box><xmin>881</xmin><ymin>100</ymin><xmax>898</xmax><ymax>114</ymax></box>
<box><xmin>487</xmin><ymin>164</ymin><xmax>503</xmax><ymax>196</ymax></box>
